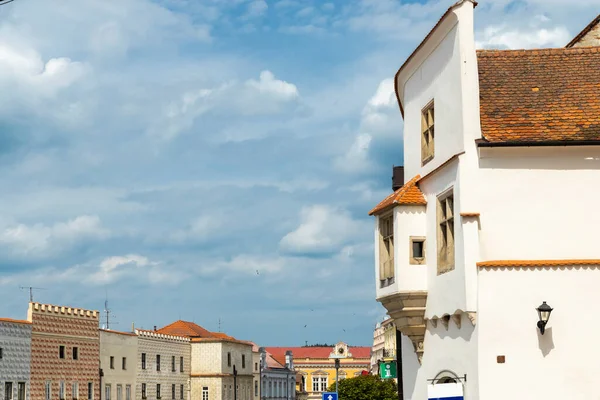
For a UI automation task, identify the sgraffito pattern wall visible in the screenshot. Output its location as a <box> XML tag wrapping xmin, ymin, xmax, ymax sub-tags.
<box><xmin>0</xmin><ymin>319</ymin><xmax>32</xmax><ymax>400</ymax></box>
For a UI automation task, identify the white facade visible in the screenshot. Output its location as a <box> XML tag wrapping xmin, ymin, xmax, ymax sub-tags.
<box><xmin>100</xmin><ymin>330</ymin><xmax>138</xmax><ymax>400</ymax></box>
<box><xmin>372</xmin><ymin>1</ymin><xmax>600</xmax><ymax>399</ymax></box>
<box><xmin>0</xmin><ymin>319</ymin><xmax>31</xmax><ymax>400</ymax></box>
<box><xmin>135</xmin><ymin>330</ymin><xmax>191</xmax><ymax>400</ymax></box>
<box><xmin>258</xmin><ymin>348</ymin><xmax>295</xmax><ymax>400</ymax></box>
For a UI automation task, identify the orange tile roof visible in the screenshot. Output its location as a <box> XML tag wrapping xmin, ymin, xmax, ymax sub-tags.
<box><xmin>477</xmin><ymin>47</ymin><xmax>600</xmax><ymax>144</ymax></box>
<box><xmin>157</xmin><ymin>320</ymin><xmax>219</xmax><ymax>339</ymax></box>
<box><xmin>566</xmin><ymin>14</ymin><xmax>600</xmax><ymax>48</ymax></box>
<box><xmin>478</xmin><ymin>259</ymin><xmax>600</xmax><ymax>268</ymax></box>
<box><xmin>265</xmin><ymin>347</ymin><xmax>371</xmax><ymax>366</ymax></box>
<box><xmin>0</xmin><ymin>318</ymin><xmax>31</xmax><ymax>325</ymax></box>
<box><xmin>368</xmin><ymin>175</ymin><xmax>426</xmax><ymax>216</ymax></box>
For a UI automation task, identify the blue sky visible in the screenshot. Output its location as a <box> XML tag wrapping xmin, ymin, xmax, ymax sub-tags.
<box><xmin>0</xmin><ymin>0</ymin><xmax>597</xmax><ymax>346</ymax></box>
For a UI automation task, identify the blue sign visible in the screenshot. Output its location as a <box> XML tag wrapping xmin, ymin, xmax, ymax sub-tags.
<box><xmin>322</xmin><ymin>393</ymin><xmax>338</xmax><ymax>400</ymax></box>
<box><xmin>427</xmin><ymin>382</ymin><xmax>464</xmax><ymax>400</ymax></box>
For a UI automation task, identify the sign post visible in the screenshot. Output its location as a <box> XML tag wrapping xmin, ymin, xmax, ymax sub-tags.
<box><xmin>379</xmin><ymin>362</ymin><xmax>397</xmax><ymax>379</ymax></box>
<box><xmin>322</xmin><ymin>393</ymin><xmax>338</xmax><ymax>400</ymax></box>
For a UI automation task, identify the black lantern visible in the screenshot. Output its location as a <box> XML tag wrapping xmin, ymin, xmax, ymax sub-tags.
<box><xmin>536</xmin><ymin>301</ymin><xmax>553</xmax><ymax>335</ymax></box>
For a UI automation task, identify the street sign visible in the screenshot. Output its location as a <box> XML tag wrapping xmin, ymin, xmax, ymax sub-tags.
<box><xmin>427</xmin><ymin>382</ymin><xmax>464</xmax><ymax>400</ymax></box>
<box><xmin>322</xmin><ymin>392</ymin><xmax>338</xmax><ymax>400</ymax></box>
<box><xmin>379</xmin><ymin>361</ymin><xmax>397</xmax><ymax>379</ymax></box>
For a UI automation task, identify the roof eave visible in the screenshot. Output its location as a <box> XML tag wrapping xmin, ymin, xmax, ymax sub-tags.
<box><xmin>565</xmin><ymin>14</ymin><xmax>600</xmax><ymax>48</ymax></box>
<box><xmin>476</xmin><ymin>138</ymin><xmax>600</xmax><ymax>148</ymax></box>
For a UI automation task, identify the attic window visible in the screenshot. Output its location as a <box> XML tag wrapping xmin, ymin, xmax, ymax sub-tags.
<box><xmin>421</xmin><ymin>101</ymin><xmax>435</xmax><ymax>165</ymax></box>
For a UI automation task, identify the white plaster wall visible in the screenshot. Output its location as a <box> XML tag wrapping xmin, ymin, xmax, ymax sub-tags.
<box><xmin>477</xmin><ymin>146</ymin><xmax>600</xmax><ymax>261</ymax></box>
<box><xmin>401</xmin><ymin>314</ymin><xmax>478</xmax><ymax>400</ymax></box>
<box><xmin>100</xmin><ymin>331</ymin><xmax>137</xmax><ymax>400</ymax></box>
<box><xmin>261</xmin><ymin>370</ymin><xmax>296</xmax><ymax>400</ymax></box>
<box><xmin>221</xmin><ymin>342</ymin><xmax>253</xmax><ymax>377</ymax></box>
<box><xmin>0</xmin><ymin>321</ymin><xmax>31</xmax><ymax>400</ymax></box>
<box><xmin>395</xmin><ymin>205</ymin><xmax>427</xmax><ymax>293</ymax></box>
<box><xmin>191</xmin><ymin>342</ymin><xmax>221</xmax><ymax>375</ymax></box>
<box><xmin>402</xmin><ymin>22</ymin><xmax>464</xmax><ymax>181</ymax></box>
<box><xmin>478</xmin><ymin>266</ymin><xmax>600</xmax><ymax>400</ymax></box>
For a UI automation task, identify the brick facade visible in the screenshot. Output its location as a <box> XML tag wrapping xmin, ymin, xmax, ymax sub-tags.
<box><xmin>0</xmin><ymin>319</ymin><xmax>32</xmax><ymax>400</ymax></box>
<box><xmin>135</xmin><ymin>330</ymin><xmax>190</xmax><ymax>400</ymax></box>
<box><xmin>28</xmin><ymin>303</ymin><xmax>100</xmax><ymax>400</ymax></box>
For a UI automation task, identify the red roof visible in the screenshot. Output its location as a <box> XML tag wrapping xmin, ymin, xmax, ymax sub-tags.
<box><xmin>157</xmin><ymin>320</ymin><xmax>231</xmax><ymax>339</ymax></box>
<box><xmin>368</xmin><ymin>175</ymin><xmax>427</xmax><ymax>216</ymax></box>
<box><xmin>265</xmin><ymin>347</ymin><xmax>371</xmax><ymax>365</ymax></box>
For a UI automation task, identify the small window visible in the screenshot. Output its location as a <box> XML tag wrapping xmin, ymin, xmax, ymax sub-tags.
<box><xmin>227</xmin><ymin>352</ymin><xmax>231</xmax><ymax>367</ymax></box>
<box><xmin>141</xmin><ymin>384</ymin><xmax>146</xmax><ymax>400</ymax></box>
<box><xmin>171</xmin><ymin>356</ymin><xmax>175</xmax><ymax>372</ymax></box>
<box><xmin>87</xmin><ymin>382</ymin><xmax>93</xmax><ymax>400</ymax></box>
<box><xmin>110</xmin><ymin>356</ymin><xmax>114</xmax><ymax>369</ymax></box>
<box><xmin>46</xmin><ymin>381</ymin><xmax>52</xmax><ymax>400</ymax></box>
<box><xmin>122</xmin><ymin>357</ymin><xmax>126</xmax><ymax>370</ymax></box>
<box><xmin>180</xmin><ymin>356</ymin><xmax>183</xmax><ymax>373</ymax></box>
<box><xmin>156</xmin><ymin>384</ymin><xmax>161</xmax><ymax>400</ymax></box>
<box><xmin>72</xmin><ymin>382</ymin><xmax>79</xmax><ymax>400</ymax></box>
<box><xmin>242</xmin><ymin>354</ymin><xmax>246</xmax><ymax>369</ymax></box>
<box><xmin>254</xmin><ymin>382</ymin><xmax>258</xmax><ymax>397</ymax></box>
<box><xmin>437</xmin><ymin>191</ymin><xmax>455</xmax><ymax>274</ymax></box>
<box><xmin>60</xmin><ymin>381</ymin><xmax>66</xmax><ymax>400</ymax></box>
<box><xmin>0</xmin><ymin>347</ymin><xmax>3</xmax><ymax>359</ymax></box>
<box><xmin>125</xmin><ymin>386</ymin><xmax>131</xmax><ymax>400</ymax></box>
<box><xmin>6</xmin><ymin>382</ymin><xmax>13</xmax><ymax>400</ymax></box>
<box><xmin>421</xmin><ymin>101</ymin><xmax>435</xmax><ymax>165</ymax></box>
<box><xmin>180</xmin><ymin>385</ymin><xmax>184</xmax><ymax>400</ymax></box>
<box><xmin>202</xmin><ymin>387</ymin><xmax>208</xmax><ymax>400</ymax></box>
<box><xmin>156</xmin><ymin>355</ymin><xmax>161</xmax><ymax>371</ymax></box>
<box><xmin>59</xmin><ymin>346</ymin><xmax>65</xmax><ymax>359</ymax></box>
<box><xmin>410</xmin><ymin>237</ymin><xmax>426</xmax><ymax>265</ymax></box>
<box><xmin>379</xmin><ymin>214</ymin><xmax>395</xmax><ymax>288</ymax></box>
<box><xmin>116</xmin><ymin>385</ymin><xmax>122</xmax><ymax>400</ymax></box>
<box><xmin>104</xmin><ymin>385</ymin><xmax>110</xmax><ymax>400</ymax></box>
<box><xmin>255</xmin><ymin>362</ymin><xmax>258</xmax><ymax>372</ymax></box>
<box><xmin>171</xmin><ymin>384</ymin><xmax>175</xmax><ymax>400</ymax></box>
<box><xmin>18</xmin><ymin>383</ymin><xmax>25</xmax><ymax>400</ymax></box>
<box><xmin>73</xmin><ymin>347</ymin><xmax>78</xmax><ymax>360</ymax></box>
<box><xmin>141</xmin><ymin>353</ymin><xmax>146</xmax><ymax>370</ymax></box>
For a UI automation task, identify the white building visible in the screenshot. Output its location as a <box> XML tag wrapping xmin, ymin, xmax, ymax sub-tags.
<box><xmin>0</xmin><ymin>318</ymin><xmax>31</xmax><ymax>400</ymax></box>
<box><xmin>258</xmin><ymin>348</ymin><xmax>295</xmax><ymax>400</ymax></box>
<box><xmin>369</xmin><ymin>2</ymin><xmax>600</xmax><ymax>399</ymax></box>
<box><xmin>100</xmin><ymin>329</ymin><xmax>138</xmax><ymax>400</ymax></box>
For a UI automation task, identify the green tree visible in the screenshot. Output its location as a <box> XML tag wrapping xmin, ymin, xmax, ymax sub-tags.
<box><xmin>327</xmin><ymin>375</ymin><xmax>397</xmax><ymax>400</ymax></box>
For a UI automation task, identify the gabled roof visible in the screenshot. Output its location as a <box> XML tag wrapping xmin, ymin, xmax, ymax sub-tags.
<box><xmin>368</xmin><ymin>175</ymin><xmax>426</xmax><ymax>216</ymax></box>
<box><xmin>477</xmin><ymin>47</ymin><xmax>600</xmax><ymax>145</ymax></box>
<box><xmin>566</xmin><ymin>14</ymin><xmax>600</xmax><ymax>48</ymax></box>
<box><xmin>157</xmin><ymin>320</ymin><xmax>219</xmax><ymax>339</ymax></box>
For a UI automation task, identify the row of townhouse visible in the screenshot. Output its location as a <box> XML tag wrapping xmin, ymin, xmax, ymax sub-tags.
<box><xmin>0</xmin><ymin>303</ymin><xmax>295</xmax><ymax>400</ymax></box>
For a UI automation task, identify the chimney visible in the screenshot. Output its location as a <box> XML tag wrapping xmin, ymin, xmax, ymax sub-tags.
<box><xmin>392</xmin><ymin>166</ymin><xmax>404</xmax><ymax>191</ymax></box>
<box><xmin>153</xmin><ymin>325</ymin><xmax>157</xmax><ymax>332</ymax></box>
<box><xmin>132</xmin><ymin>322</ymin><xmax>135</xmax><ymax>333</ymax></box>
<box><xmin>285</xmin><ymin>350</ymin><xmax>294</xmax><ymax>370</ymax></box>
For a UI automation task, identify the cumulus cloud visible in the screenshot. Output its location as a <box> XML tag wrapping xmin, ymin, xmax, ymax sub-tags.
<box><xmin>476</xmin><ymin>24</ymin><xmax>571</xmax><ymax>49</ymax></box>
<box><xmin>280</xmin><ymin>205</ymin><xmax>369</xmax><ymax>256</ymax></box>
<box><xmin>89</xmin><ymin>254</ymin><xmax>154</xmax><ymax>284</ymax></box>
<box><xmin>242</xmin><ymin>0</ymin><xmax>268</xmax><ymax>19</ymax></box>
<box><xmin>0</xmin><ymin>215</ymin><xmax>109</xmax><ymax>258</ymax></box>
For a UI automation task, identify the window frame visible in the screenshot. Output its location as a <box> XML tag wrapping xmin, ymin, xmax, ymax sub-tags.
<box><xmin>5</xmin><ymin>382</ymin><xmax>13</xmax><ymax>400</ymax></box>
<box><xmin>59</xmin><ymin>345</ymin><xmax>65</xmax><ymax>359</ymax></box>
<box><xmin>60</xmin><ymin>381</ymin><xmax>65</xmax><ymax>400</ymax></box>
<box><xmin>172</xmin><ymin>356</ymin><xmax>176</xmax><ymax>372</ymax></box>
<box><xmin>378</xmin><ymin>212</ymin><xmax>395</xmax><ymax>288</ymax></box>
<box><xmin>202</xmin><ymin>387</ymin><xmax>208</xmax><ymax>400</ymax></box>
<box><xmin>180</xmin><ymin>356</ymin><xmax>184</xmax><ymax>373</ymax></box>
<box><xmin>421</xmin><ymin>100</ymin><xmax>435</xmax><ymax>165</ymax></box>
<box><xmin>171</xmin><ymin>384</ymin><xmax>175</xmax><ymax>400</ymax></box>
<box><xmin>17</xmin><ymin>383</ymin><xmax>25</xmax><ymax>400</ymax></box>
<box><xmin>73</xmin><ymin>347</ymin><xmax>78</xmax><ymax>360</ymax></box>
<box><xmin>141</xmin><ymin>384</ymin><xmax>146</xmax><ymax>400</ymax></box>
<box><xmin>116</xmin><ymin>385</ymin><xmax>122</xmax><ymax>400</ymax></box>
<box><xmin>180</xmin><ymin>385</ymin><xmax>184</xmax><ymax>400</ymax></box>
<box><xmin>110</xmin><ymin>356</ymin><xmax>114</xmax><ymax>370</ymax></box>
<box><xmin>72</xmin><ymin>382</ymin><xmax>79</xmax><ymax>400</ymax></box>
<box><xmin>122</xmin><ymin>357</ymin><xmax>126</xmax><ymax>370</ymax></box>
<box><xmin>409</xmin><ymin>236</ymin><xmax>426</xmax><ymax>265</ymax></box>
<box><xmin>242</xmin><ymin>354</ymin><xmax>245</xmax><ymax>369</ymax></box>
<box><xmin>125</xmin><ymin>386</ymin><xmax>131</xmax><ymax>400</ymax></box>
<box><xmin>45</xmin><ymin>381</ymin><xmax>52</xmax><ymax>400</ymax></box>
<box><xmin>156</xmin><ymin>384</ymin><xmax>161</xmax><ymax>400</ymax></box>
<box><xmin>227</xmin><ymin>352</ymin><xmax>231</xmax><ymax>367</ymax></box>
<box><xmin>156</xmin><ymin>355</ymin><xmax>161</xmax><ymax>371</ymax></box>
<box><xmin>141</xmin><ymin>353</ymin><xmax>146</xmax><ymax>370</ymax></box>
<box><xmin>104</xmin><ymin>385</ymin><xmax>110</xmax><ymax>400</ymax></box>
<box><xmin>87</xmin><ymin>382</ymin><xmax>93</xmax><ymax>400</ymax></box>
<box><xmin>436</xmin><ymin>189</ymin><xmax>455</xmax><ymax>274</ymax></box>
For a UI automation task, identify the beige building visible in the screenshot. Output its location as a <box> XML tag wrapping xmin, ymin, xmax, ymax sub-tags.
<box><xmin>250</xmin><ymin>344</ymin><xmax>260</xmax><ymax>400</ymax></box>
<box><xmin>100</xmin><ymin>329</ymin><xmax>138</xmax><ymax>400</ymax></box>
<box><xmin>135</xmin><ymin>329</ymin><xmax>191</xmax><ymax>400</ymax></box>
<box><xmin>157</xmin><ymin>321</ymin><xmax>254</xmax><ymax>400</ymax></box>
<box><xmin>566</xmin><ymin>14</ymin><xmax>600</xmax><ymax>48</ymax></box>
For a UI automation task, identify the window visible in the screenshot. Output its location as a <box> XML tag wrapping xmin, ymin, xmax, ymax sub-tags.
<box><xmin>117</xmin><ymin>386</ymin><xmax>122</xmax><ymax>400</ymax></box>
<box><xmin>410</xmin><ymin>236</ymin><xmax>426</xmax><ymax>265</ymax></box>
<box><xmin>141</xmin><ymin>353</ymin><xmax>146</xmax><ymax>370</ymax></box>
<box><xmin>421</xmin><ymin>101</ymin><xmax>434</xmax><ymax>164</ymax></box>
<box><xmin>73</xmin><ymin>347</ymin><xmax>79</xmax><ymax>360</ymax></box>
<box><xmin>60</xmin><ymin>381</ymin><xmax>65</xmax><ymax>400</ymax></box>
<box><xmin>202</xmin><ymin>387</ymin><xmax>209</xmax><ymax>400</ymax></box>
<box><xmin>242</xmin><ymin>354</ymin><xmax>245</xmax><ymax>369</ymax></box>
<box><xmin>311</xmin><ymin>378</ymin><xmax>319</xmax><ymax>393</ymax></box>
<box><xmin>171</xmin><ymin>356</ymin><xmax>176</xmax><ymax>372</ymax></box>
<box><xmin>254</xmin><ymin>382</ymin><xmax>258</xmax><ymax>397</ymax></box>
<box><xmin>87</xmin><ymin>382</ymin><xmax>93</xmax><ymax>400</ymax></box>
<box><xmin>125</xmin><ymin>386</ymin><xmax>131</xmax><ymax>400</ymax></box>
<box><xmin>59</xmin><ymin>346</ymin><xmax>65</xmax><ymax>359</ymax></box>
<box><xmin>0</xmin><ymin>347</ymin><xmax>3</xmax><ymax>359</ymax></box>
<box><xmin>73</xmin><ymin>382</ymin><xmax>79</xmax><ymax>400</ymax></box>
<box><xmin>254</xmin><ymin>362</ymin><xmax>258</xmax><ymax>372</ymax></box>
<box><xmin>18</xmin><ymin>383</ymin><xmax>25</xmax><ymax>400</ymax></box>
<box><xmin>319</xmin><ymin>378</ymin><xmax>327</xmax><ymax>393</ymax></box>
<box><xmin>171</xmin><ymin>385</ymin><xmax>175</xmax><ymax>400</ymax></box>
<box><xmin>156</xmin><ymin>355</ymin><xmax>161</xmax><ymax>371</ymax></box>
<box><xmin>180</xmin><ymin>356</ymin><xmax>184</xmax><ymax>372</ymax></box>
<box><xmin>227</xmin><ymin>352</ymin><xmax>231</xmax><ymax>367</ymax></box>
<box><xmin>180</xmin><ymin>385</ymin><xmax>184</xmax><ymax>400</ymax></box>
<box><xmin>122</xmin><ymin>357</ymin><xmax>127</xmax><ymax>370</ymax></box>
<box><xmin>5</xmin><ymin>382</ymin><xmax>13</xmax><ymax>400</ymax></box>
<box><xmin>141</xmin><ymin>384</ymin><xmax>146</xmax><ymax>400</ymax></box>
<box><xmin>104</xmin><ymin>385</ymin><xmax>111</xmax><ymax>400</ymax></box>
<box><xmin>157</xmin><ymin>384</ymin><xmax>161</xmax><ymax>399</ymax></box>
<box><xmin>110</xmin><ymin>356</ymin><xmax>115</xmax><ymax>369</ymax></box>
<box><xmin>378</xmin><ymin>214</ymin><xmax>394</xmax><ymax>287</ymax></box>
<box><xmin>46</xmin><ymin>382</ymin><xmax>51</xmax><ymax>400</ymax></box>
<box><xmin>437</xmin><ymin>191</ymin><xmax>455</xmax><ymax>274</ymax></box>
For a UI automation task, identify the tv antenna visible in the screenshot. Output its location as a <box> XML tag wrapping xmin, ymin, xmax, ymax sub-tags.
<box><xmin>102</xmin><ymin>298</ymin><xmax>118</xmax><ymax>330</ymax></box>
<box><xmin>19</xmin><ymin>286</ymin><xmax>46</xmax><ymax>302</ymax></box>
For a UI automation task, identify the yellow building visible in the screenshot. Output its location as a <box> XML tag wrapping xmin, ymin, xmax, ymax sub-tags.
<box><xmin>266</xmin><ymin>342</ymin><xmax>370</xmax><ymax>400</ymax></box>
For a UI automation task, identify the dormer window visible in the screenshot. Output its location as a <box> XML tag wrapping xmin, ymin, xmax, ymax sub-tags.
<box><xmin>421</xmin><ymin>101</ymin><xmax>435</xmax><ymax>165</ymax></box>
<box><xmin>379</xmin><ymin>214</ymin><xmax>394</xmax><ymax>287</ymax></box>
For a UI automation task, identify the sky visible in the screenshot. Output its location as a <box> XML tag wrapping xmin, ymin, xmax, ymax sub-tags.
<box><xmin>0</xmin><ymin>0</ymin><xmax>598</xmax><ymax>347</ymax></box>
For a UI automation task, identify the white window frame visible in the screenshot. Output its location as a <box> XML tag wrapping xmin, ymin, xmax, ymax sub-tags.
<box><xmin>104</xmin><ymin>385</ymin><xmax>111</xmax><ymax>400</ymax></box>
<box><xmin>5</xmin><ymin>382</ymin><xmax>14</xmax><ymax>400</ymax></box>
<box><xmin>116</xmin><ymin>385</ymin><xmax>122</xmax><ymax>400</ymax></box>
<box><xmin>319</xmin><ymin>377</ymin><xmax>327</xmax><ymax>393</ymax></box>
<box><xmin>72</xmin><ymin>382</ymin><xmax>79</xmax><ymax>400</ymax></box>
<box><xmin>45</xmin><ymin>382</ymin><xmax>52</xmax><ymax>400</ymax></box>
<box><xmin>60</xmin><ymin>381</ymin><xmax>65</xmax><ymax>400</ymax></box>
<box><xmin>125</xmin><ymin>386</ymin><xmax>131</xmax><ymax>400</ymax></box>
<box><xmin>202</xmin><ymin>387</ymin><xmax>209</xmax><ymax>400</ymax></box>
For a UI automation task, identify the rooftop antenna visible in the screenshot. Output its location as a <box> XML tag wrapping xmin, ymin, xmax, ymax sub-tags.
<box><xmin>19</xmin><ymin>286</ymin><xmax>46</xmax><ymax>302</ymax></box>
<box><xmin>102</xmin><ymin>295</ymin><xmax>118</xmax><ymax>330</ymax></box>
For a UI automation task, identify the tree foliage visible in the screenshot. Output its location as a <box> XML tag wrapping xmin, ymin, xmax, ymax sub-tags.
<box><xmin>327</xmin><ymin>375</ymin><xmax>397</xmax><ymax>400</ymax></box>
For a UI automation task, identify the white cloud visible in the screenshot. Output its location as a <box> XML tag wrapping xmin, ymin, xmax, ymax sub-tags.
<box><xmin>245</xmin><ymin>70</ymin><xmax>299</xmax><ymax>101</ymax></box>
<box><xmin>90</xmin><ymin>254</ymin><xmax>153</xmax><ymax>284</ymax></box>
<box><xmin>476</xmin><ymin>25</ymin><xmax>571</xmax><ymax>49</ymax></box>
<box><xmin>243</xmin><ymin>0</ymin><xmax>268</xmax><ymax>19</ymax></box>
<box><xmin>0</xmin><ymin>215</ymin><xmax>108</xmax><ymax>258</ymax></box>
<box><xmin>280</xmin><ymin>205</ymin><xmax>369</xmax><ymax>255</ymax></box>
<box><xmin>169</xmin><ymin>215</ymin><xmax>225</xmax><ymax>243</ymax></box>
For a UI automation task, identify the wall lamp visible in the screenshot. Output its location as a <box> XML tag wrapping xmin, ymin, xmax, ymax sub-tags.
<box><xmin>536</xmin><ymin>301</ymin><xmax>553</xmax><ymax>335</ymax></box>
